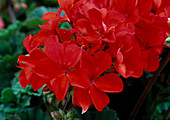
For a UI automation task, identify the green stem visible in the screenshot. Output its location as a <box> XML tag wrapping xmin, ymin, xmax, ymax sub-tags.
<box><xmin>8</xmin><ymin>4</ymin><xmax>15</xmax><ymax>22</ymax></box>
<box><xmin>43</xmin><ymin>95</ymin><xmax>54</xmax><ymax>120</ymax></box>
<box><xmin>129</xmin><ymin>50</ymin><xmax>170</xmax><ymax>120</ymax></box>
<box><xmin>163</xmin><ymin>106</ymin><xmax>170</xmax><ymax>120</ymax></box>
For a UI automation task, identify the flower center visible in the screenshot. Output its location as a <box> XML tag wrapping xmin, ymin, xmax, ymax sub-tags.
<box><xmin>90</xmin><ymin>80</ymin><xmax>95</xmax><ymax>84</ymax></box>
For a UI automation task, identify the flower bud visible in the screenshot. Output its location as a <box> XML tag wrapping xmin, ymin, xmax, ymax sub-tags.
<box><xmin>14</xmin><ymin>3</ymin><xmax>20</xmax><ymax>12</ymax></box>
<box><xmin>21</xmin><ymin>3</ymin><xmax>28</xmax><ymax>9</ymax></box>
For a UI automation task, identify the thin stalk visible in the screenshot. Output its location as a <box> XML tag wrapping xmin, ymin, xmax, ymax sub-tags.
<box><xmin>163</xmin><ymin>106</ymin><xmax>170</xmax><ymax>120</ymax></box>
<box><xmin>8</xmin><ymin>4</ymin><xmax>15</xmax><ymax>22</ymax></box>
<box><xmin>43</xmin><ymin>94</ymin><xmax>55</xmax><ymax>120</ymax></box>
<box><xmin>129</xmin><ymin>50</ymin><xmax>170</xmax><ymax>120</ymax></box>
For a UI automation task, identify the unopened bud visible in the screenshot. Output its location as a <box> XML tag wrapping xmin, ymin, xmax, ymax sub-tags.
<box><xmin>21</xmin><ymin>3</ymin><xmax>28</xmax><ymax>9</ymax></box>
<box><xmin>14</xmin><ymin>3</ymin><xmax>20</xmax><ymax>12</ymax></box>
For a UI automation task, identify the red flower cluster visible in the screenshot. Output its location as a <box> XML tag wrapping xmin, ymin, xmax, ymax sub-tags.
<box><xmin>18</xmin><ymin>0</ymin><xmax>170</xmax><ymax>112</ymax></box>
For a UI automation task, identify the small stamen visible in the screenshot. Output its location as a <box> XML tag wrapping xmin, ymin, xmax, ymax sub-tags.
<box><xmin>90</xmin><ymin>80</ymin><xmax>95</xmax><ymax>84</ymax></box>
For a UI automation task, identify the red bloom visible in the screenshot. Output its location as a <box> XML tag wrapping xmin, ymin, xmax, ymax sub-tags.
<box><xmin>58</xmin><ymin>0</ymin><xmax>74</xmax><ymax>10</ymax></box>
<box><xmin>17</xmin><ymin>0</ymin><xmax>170</xmax><ymax>113</ymax></box>
<box><xmin>74</xmin><ymin>8</ymin><xmax>125</xmax><ymax>43</ymax></box>
<box><xmin>135</xmin><ymin>18</ymin><xmax>170</xmax><ymax>72</ymax></box>
<box><xmin>18</xmin><ymin>50</ymin><xmax>49</xmax><ymax>91</ymax></box>
<box><xmin>73</xmin><ymin>51</ymin><xmax>123</xmax><ymax>112</ymax></box>
<box><xmin>137</xmin><ymin>0</ymin><xmax>154</xmax><ymax>17</ymax></box>
<box><xmin>110</xmin><ymin>0</ymin><xmax>139</xmax><ymax>23</ymax></box>
<box><xmin>103</xmin><ymin>23</ymin><xmax>143</xmax><ymax>78</ymax></box>
<box><xmin>153</xmin><ymin>0</ymin><xmax>170</xmax><ymax>17</ymax></box>
<box><xmin>17</xmin><ymin>33</ymin><xmax>53</xmax><ymax>91</ymax></box>
<box><xmin>29</xmin><ymin>40</ymin><xmax>89</xmax><ymax>102</ymax></box>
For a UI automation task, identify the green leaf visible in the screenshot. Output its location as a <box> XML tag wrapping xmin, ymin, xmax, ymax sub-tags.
<box><xmin>10</xmin><ymin>32</ymin><xmax>26</xmax><ymax>54</ymax></box>
<box><xmin>16</xmin><ymin>108</ymin><xmax>50</xmax><ymax>120</ymax></box>
<box><xmin>59</xmin><ymin>22</ymin><xmax>72</xmax><ymax>30</ymax></box>
<box><xmin>72</xmin><ymin>107</ymin><xmax>83</xmax><ymax>119</ymax></box>
<box><xmin>11</xmin><ymin>71</ymin><xmax>42</xmax><ymax>97</ymax></box>
<box><xmin>24</xmin><ymin>18</ymin><xmax>44</xmax><ymax>29</ymax></box>
<box><xmin>0</xmin><ymin>41</ymin><xmax>12</xmax><ymax>55</ymax></box>
<box><xmin>27</xmin><ymin>6</ymin><xmax>58</xmax><ymax>19</ymax></box>
<box><xmin>24</xmin><ymin>6</ymin><xmax>58</xmax><ymax>30</ymax></box>
<box><xmin>0</xmin><ymin>88</ymin><xmax>16</xmax><ymax>102</ymax></box>
<box><xmin>0</xmin><ymin>72</ymin><xmax>14</xmax><ymax>89</ymax></box>
<box><xmin>0</xmin><ymin>21</ymin><xmax>22</xmax><ymax>39</ymax></box>
<box><xmin>17</xmin><ymin>95</ymin><xmax>31</xmax><ymax>107</ymax></box>
<box><xmin>4</xmin><ymin>107</ymin><xmax>20</xmax><ymax>115</ymax></box>
<box><xmin>95</xmin><ymin>108</ymin><xmax>119</xmax><ymax>120</ymax></box>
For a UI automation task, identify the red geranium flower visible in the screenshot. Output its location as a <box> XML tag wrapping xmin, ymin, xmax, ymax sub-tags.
<box><xmin>29</xmin><ymin>40</ymin><xmax>89</xmax><ymax>102</ymax></box>
<box><xmin>135</xmin><ymin>18</ymin><xmax>170</xmax><ymax>72</ymax></box>
<box><xmin>18</xmin><ymin>34</ymin><xmax>51</xmax><ymax>91</ymax></box>
<box><xmin>73</xmin><ymin>51</ymin><xmax>123</xmax><ymax>112</ymax></box>
<box><xmin>18</xmin><ymin>52</ymin><xmax>48</xmax><ymax>91</ymax></box>
<box><xmin>110</xmin><ymin>0</ymin><xmax>139</xmax><ymax>23</ymax></box>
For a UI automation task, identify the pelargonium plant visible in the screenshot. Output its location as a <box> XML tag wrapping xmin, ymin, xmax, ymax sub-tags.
<box><xmin>17</xmin><ymin>0</ymin><xmax>170</xmax><ymax>117</ymax></box>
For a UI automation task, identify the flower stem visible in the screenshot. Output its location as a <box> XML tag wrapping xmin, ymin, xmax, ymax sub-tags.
<box><xmin>8</xmin><ymin>4</ymin><xmax>15</xmax><ymax>22</ymax></box>
<box><xmin>163</xmin><ymin>106</ymin><xmax>170</xmax><ymax>120</ymax></box>
<box><xmin>129</xmin><ymin>50</ymin><xmax>170</xmax><ymax>120</ymax></box>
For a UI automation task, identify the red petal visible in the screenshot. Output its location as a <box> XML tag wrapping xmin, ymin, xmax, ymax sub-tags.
<box><xmin>23</xmin><ymin>34</ymin><xmax>39</xmax><ymax>53</ymax></box>
<box><xmin>51</xmin><ymin>76</ymin><xmax>69</xmax><ymax>102</ymax></box>
<box><xmin>64</xmin><ymin>44</ymin><xmax>82</xmax><ymax>70</ymax></box>
<box><xmin>23</xmin><ymin>34</ymin><xmax>32</xmax><ymax>52</ymax></box>
<box><xmin>29</xmin><ymin>73</ymin><xmax>46</xmax><ymax>91</ymax></box>
<box><xmin>93</xmin><ymin>51</ymin><xmax>112</xmax><ymax>78</ymax></box>
<box><xmin>39</xmin><ymin>20</ymin><xmax>56</xmax><ymax>35</ymax></box>
<box><xmin>42</xmin><ymin>12</ymin><xmax>56</xmax><ymax>21</ymax></box>
<box><xmin>45</xmin><ymin>41</ymin><xmax>64</xmax><ymax>66</ymax></box>
<box><xmin>24</xmin><ymin>66</ymin><xmax>34</xmax><ymax>80</ymax></box>
<box><xmin>33</xmin><ymin>58</ymin><xmax>61</xmax><ymax>78</ymax></box>
<box><xmin>45</xmin><ymin>35</ymin><xmax>59</xmax><ymax>43</ymax></box>
<box><xmin>113</xmin><ymin>35</ymin><xmax>143</xmax><ymax>78</ymax></box>
<box><xmin>68</xmin><ymin>68</ymin><xmax>90</xmax><ymax>88</ymax></box>
<box><xmin>32</xmin><ymin>31</ymin><xmax>51</xmax><ymax>47</ymax></box>
<box><xmin>105</xmin><ymin>10</ymin><xmax>125</xmax><ymax>29</ymax></box>
<box><xmin>87</xmin><ymin>8</ymin><xmax>103</xmax><ymax>31</ymax></box>
<box><xmin>59</xmin><ymin>29</ymin><xmax>73</xmax><ymax>42</ymax></box>
<box><xmin>74</xmin><ymin>19</ymin><xmax>98</xmax><ymax>37</ymax></box>
<box><xmin>30</xmin><ymin>49</ymin><xmax>47</xmax><ymax>60</ymax></box>
<box><xmin>80</xmin><ymin>51</ymin><xmax>95</xmax><ymax>78</ymax></box>
<box><xmin>92</xmin><ymin>0</ymin><xmax>108</xmax><ymax>8</ymax></box>
<box><xmin>112</xmin><ymin>0</ymin><xmax>137</xmax><ymax>13</ymax></box>
<box><xmin>142</xmin><ymin>49</ymin><xmax>159</xmax><ymax>72</ymax></box>
<box><xmin>58</xmin><ymin>0</ymin><xmax>74</xmax><ymax>9</ymax></box>
<box><xmin>94</xmin><ymin>73</ymin><xmax>123</xmax><ymax>93</ymax></box>
<box><xmin>29</xmin><ymin>49</ymin><xmax>61</xmax><ymax>78</ymax></box>
<box><xmin>19</xmin><ymin>70</ymin><xmax>30</xmax><ymax>88</ymax></box>
<box><xmin>73</xmin><ymin>87</ymin><xmax>92</xmax><ymax>112</ymax></box>
<box><xmin>165</xmin><ymin>6</ymin><xmax>170</xmax><ymax>18</ymax></box>
<box><xmin>46</xmin><ymin>81</ymin><xmax>53</xmax><ymax>91</ymax></box>
<box><xmin>137</xmin><ymin>0</ymin><xmax>153</xmax><ymax>16</ymax></box>
<box><xmin>154</xmin><ymin>0</ymin><xmax>162</xmax><ymax>8</ymax></box>
<box><xmin>17</xmin><ymin>55</ymin><xmax>29</xmax><ymax>68</ymax></box>
<box><xmin>89</xmin><ymin>85</ymin><xmax>109</xmax><ymax>111</ymax></box>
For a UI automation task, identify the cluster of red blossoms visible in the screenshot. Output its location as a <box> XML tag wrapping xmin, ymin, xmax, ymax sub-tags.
<box><xmin>18</xmin><ymin>0</ymin><xmax>170</xmax><ymax>113</ymax></box>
